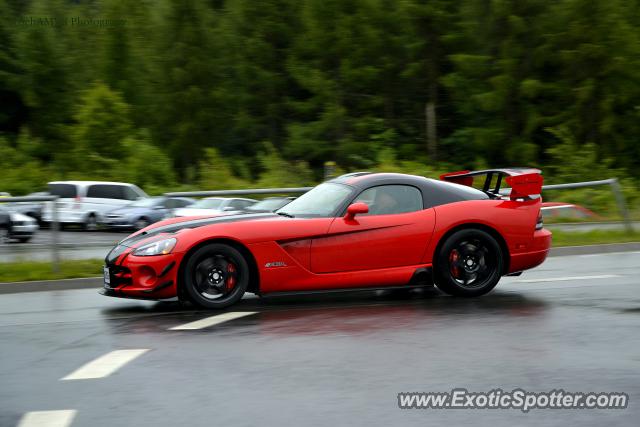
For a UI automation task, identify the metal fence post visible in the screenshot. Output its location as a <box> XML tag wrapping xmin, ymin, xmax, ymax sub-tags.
<box><xmin>609</xmin><ymin>179</ymin><xmax>634</xmax><ymax>233</ymax></box>
<box><xmin>51</xmin><ymin>197</ymin><xmax>60</xmax><ymax>273</ymax></box>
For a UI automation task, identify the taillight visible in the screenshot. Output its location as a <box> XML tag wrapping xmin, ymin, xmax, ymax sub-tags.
<box><xmin>535</xmin><ymin>211</ymin><xmax>543</xmax><ymax>230</ymax></box>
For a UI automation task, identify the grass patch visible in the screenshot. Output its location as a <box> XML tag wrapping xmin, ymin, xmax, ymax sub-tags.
<box><xmin>551</xmin><ymin>229</ymin><xmax>640</xmax><ymax>247</ymax></box>
<box><xmin>0</xmin><ymin>259</ymin><xmax>103</xmax><ymax>283</ymax></box>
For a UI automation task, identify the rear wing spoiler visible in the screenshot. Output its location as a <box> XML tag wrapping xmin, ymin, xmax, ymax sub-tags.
<box><xmin>440</xmin><ymin>168</ymin><xmax>543</xmax><ymax>200</ymax></box>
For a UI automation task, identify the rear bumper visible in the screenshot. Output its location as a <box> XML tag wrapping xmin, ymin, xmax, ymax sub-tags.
<box><xmin>508</xmin><ymin>228</ymin><xmax>552</xmax><ymax>273</ymax></box>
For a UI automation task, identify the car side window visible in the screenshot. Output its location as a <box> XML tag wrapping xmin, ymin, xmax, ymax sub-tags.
<box><xmin>122</xmin><ymin>186</ymin><xmax>140</xmax><ymax>201</ymax></box>
<box><xmin>165</xmin><ymin>198</ymin><xmax>189</xmax><ymax>209</ymax></box>
<box><xmin>87</xmin><ymin>185</ymin><xmax>123</xmax><ymax>199</ymax></box>
<box><xmin>175</xmin><ymin>199</ymin><xmax>192</xmax><ymax>208</ymax></box>
<box><xmin>355</xmin><ymin>185</ymin><xmax>423</xmax><ymax>215</ymax></box>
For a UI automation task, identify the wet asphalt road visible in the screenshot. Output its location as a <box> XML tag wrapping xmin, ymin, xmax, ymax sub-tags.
<box><xmin>1</xmin><ymin>252</ymin><xmax>639</xmax><ymax>427</ymax></box>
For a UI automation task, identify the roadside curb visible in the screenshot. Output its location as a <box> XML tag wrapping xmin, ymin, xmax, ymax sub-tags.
<box><xmin>0</xmin><ymin>242</ymin><xmax>638</xmax><ymax>294</ymax></box>
<box><xmin>548</xmin><ymin>242</ymin><xmax>640</xmax><ymax>257</ymax></box>
<box><xmin>0</xmin><ymin>276</ymin><xmax>102</xmax><ymax>294</ymax></box>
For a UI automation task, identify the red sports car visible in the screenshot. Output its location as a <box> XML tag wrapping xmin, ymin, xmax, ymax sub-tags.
<box><xmin>101</xmin><ymin>169</ymin><xmax>551</xmax><ymax>309</ymax></box>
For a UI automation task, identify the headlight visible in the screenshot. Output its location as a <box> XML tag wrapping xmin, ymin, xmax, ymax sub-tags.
<box><xmin>133</xmin><ymin>238</ymin><xmax>177</xmax><ymax>256</ymax></box>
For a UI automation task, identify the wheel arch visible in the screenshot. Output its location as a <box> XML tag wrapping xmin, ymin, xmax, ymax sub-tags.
<box><xmin>432</xmin><ymin>223</ymin><xmax>510</xmax><ymax>275</ymax></box>
<box><xmin>176</xmin><ymin>237</ymin><xmax>260</xmax><ymax>301</ymax></box>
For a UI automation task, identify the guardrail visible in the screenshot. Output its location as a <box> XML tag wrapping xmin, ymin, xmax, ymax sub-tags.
<box><xmin>1</xmin><ymin>195</ymin><xmax>60</xmax><ymax>272</ymax></box>
<box><xmin>164</xmin><ymin>187</ymin><xmax>313</xmax><ymax>197</ymax></box>
<box><xmin>0</xmin><ymin>177</ymin><xmax>633</xmax><ymax>272</ymax></box>
<box><xmin>501</xmin><ymin>178</ymin><xmax>633</xmax><ymax>232</ymax></box>
<box><xmin>167</xmin><ymin>180</ymin><xmax>633</xmax><ymax>233</ymax></box>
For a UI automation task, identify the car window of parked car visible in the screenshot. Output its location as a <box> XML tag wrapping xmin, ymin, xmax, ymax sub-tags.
<box><xmin>248</xmin><ymin>198</ymin><xmax>288</xmax><ymax>211</ymax></box>
<box><xmin>87</xmin><ymin>185</ymin><xmax>126</xmax><ymax>200</ymax></box>
<box><xmin>122</xmin><ymin>186</ymin><xmax>141</xmax><ymax>201</ymax></box>
<box><xmin>230</xmin><ymin>200</ymin><xmax>254</xmax><ymax>209</ymax></box>
<box><xmin>48</xmin><ymin>184</ymin><xmax>77</xmax><ymax>198</ymax></box>
<box><xmin>130</xmin><ymin>198</ymin><xmax>159</xmax><ymax>207</ymax></box>
<box><xmin>165</xmin><ymin>198</ymin><xmax>187</xmax><ymax>209</ymax></box>
<box><xmin>355</xmin><ymin>185</ymin><xmax>423</xmax><ymax>215</ymax></box>
<box><xmin>191</xmin><ymin>198</ymin><xmax>224</xmax><ymax>209</ymax></box>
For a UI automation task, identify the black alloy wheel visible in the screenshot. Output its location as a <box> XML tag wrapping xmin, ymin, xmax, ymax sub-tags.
<box><xmin>183</xmin><ymin>243</ymin><xmax>249</xmax><ymax>309</ymax></box>
<box><xmin>434</xmin><ymin>229</ymin><xmax>503</xmax><ymax>297</ymax></box>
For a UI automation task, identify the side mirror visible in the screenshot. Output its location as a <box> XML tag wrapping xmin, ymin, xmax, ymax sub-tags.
<box><xmin>344</xmin><ymin>202</ymin><xmax>368</xmax><ymax>221</ymax></box>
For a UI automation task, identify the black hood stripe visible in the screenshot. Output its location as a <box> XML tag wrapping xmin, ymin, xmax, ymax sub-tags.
<box><xmin>118</xmin><ymin>212</ymin><xmax>277</xmax><ymax>247</ymax></box>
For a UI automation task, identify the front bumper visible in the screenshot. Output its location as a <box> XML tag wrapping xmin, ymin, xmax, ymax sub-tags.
<box><xmin>11</xmin><ymin>224</ymin><xmax>38</xmax><ymax>235</ymax></box>
<box><xmin>102</xmin><ymin>246</ymin><xmax>184</xmax><ymax>300</ymax></box>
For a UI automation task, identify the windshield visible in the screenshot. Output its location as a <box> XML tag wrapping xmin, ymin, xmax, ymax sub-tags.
<box><xmin>190</xmin><ymin>198</ymin><xmax>224</xmax><ymax>209</ymax></box>
<box><xmin>129</xmin><ymin>197</ymin><xmax>162</xmax><ymax>208</ymax></box>
<box><xmin>248</xmin><ymin>198</ymin><xmax>291</xmax><ymax>211</ymax></box>
<box><xmin>276</xmin><ymin>183</ymin><xmax>352</xmax><ymax>217</ymax></box>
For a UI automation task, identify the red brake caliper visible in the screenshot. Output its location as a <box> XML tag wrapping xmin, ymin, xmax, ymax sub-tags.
<box><xmin>225</xmin><ymin>263</ymin><xmax>236</xmax><ymax>291</ymax></box>
<box><xmin>449</xmin><ymin>250</ymin><xmax>460</xmax><ymax>278</ymax></box>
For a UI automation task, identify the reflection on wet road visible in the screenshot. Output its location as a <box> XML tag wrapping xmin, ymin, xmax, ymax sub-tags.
<box><xmin>1</xmin><ymin>251</ymin><xmax>639</xmax><ymax>427</ymax></box>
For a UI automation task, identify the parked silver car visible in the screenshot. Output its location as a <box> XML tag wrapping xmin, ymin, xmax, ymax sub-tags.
<box><xmin>101</xmin><ymin>196</ymin><xmax>195</xmax><ymax>230</ymax></box>
<box><xmin>173</xmin><ymin>197</ymin><xmax>256</xmax><ymax>217</ymax></box>
<box><xmin>42</xmin><ymin>181</ymin><xmax>148</xmax><ymax>230</ymax></box>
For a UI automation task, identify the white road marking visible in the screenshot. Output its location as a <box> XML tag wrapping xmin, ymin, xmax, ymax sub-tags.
<box><xmin>169</xmin><ymin>311</ymin><xmax>257</xmax><ymax>330</ymax></box>
<box><xmin>17</xmin><ymin>410</ymin><xmax>77</xmax><ymax>427</ymax></box>
<box><xmin>61</xmin><ymin>349</ymin><xmax>149</xmax><ymax>380</ymax></box>
<box><xmin>516</xmin><ymin>274</ymin><xmax>620</xmax><ymax>283</ymax></box>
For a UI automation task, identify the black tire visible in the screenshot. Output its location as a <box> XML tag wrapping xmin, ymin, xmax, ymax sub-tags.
<box><xmin>0</xmin><ymin>226</ymin><xmax>9</xmax><ymax>244</ymax></box>
<box><xmin>84</xmin><ymin>214</ymin><xmax>98</xmax><ymax>231</ymax></box>
<box><xmin>17</xmin><ymin>236</ymin><xmax>32</xmax><ymax>243</ymax></box>
<box><xmin>433</xmin><ymin>228</ymin><xmax>503</xmax><ymax>297</ymax></box>
<box><xmin>134</xmin><ymin>217</ymin><xmax>151</xmax><ymax>230</ymax></box>
<box><xmin>183</xmin><ymin>243</ymin><xmax>250</xmax><ymax>309</ymax></box>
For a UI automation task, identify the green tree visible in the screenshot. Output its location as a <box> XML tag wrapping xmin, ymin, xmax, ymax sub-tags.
<box><xmin>198</xmin><ymin>148</ymin><xmax>250</xmax><ymax>190</ymax></box>
<box><xmin>153</xmin><ymin>0</ymin><xmax>218</xmax><ymax>179</ymax></box>
<box><xmin>15</xmin><ymin>0</ymin><xmax>73</xmax><ymax>158</ymax></box>
<box><xmin>256</xmin><ymin>143</ymin><xmax>314</xmax><ymax>187</ymax></box>
<box><xmin>68</xmin><ymin>82</ymin><xmax>132</xmax><ymax>178</ymax></box>
<box><xmin>123</xmin><ymin>129</ymin><xmax>177</xmax><ymax>193</ymax></box>
<box><xmin>0</xmin><ymin>131</ymin><xmax>52</xmax><ymax>195</ymax></box>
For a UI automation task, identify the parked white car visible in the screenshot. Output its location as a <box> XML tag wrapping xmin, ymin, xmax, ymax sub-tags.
<box><xmin>173</xmin><ymin>197</ymin><xmax>256</xmax><ymax>217</ymax></box>
<box><xmin>42</xmin><ymin>181</ymin><xmax>148</xmax><ymax>230</ymax></box>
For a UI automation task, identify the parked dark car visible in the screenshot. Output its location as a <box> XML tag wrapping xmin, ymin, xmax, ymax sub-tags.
<box><xmin>0</xmin><ymin>206</ymin><xmax>10</xmax><ymax>243</ymax></box>
<box><xmin>101</xmin><ymin>196</ymin><xmax>195</xmax><ymax>230</ymax></box>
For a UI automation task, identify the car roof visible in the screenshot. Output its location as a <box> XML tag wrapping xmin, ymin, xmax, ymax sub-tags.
<box><xmin>47</xmin><ymin>181</ymin><xmax>137</xmax><ymax>186</ymax></box>
<box><xmin>200</xmin><ymin>197</ymin><xmax>256</xmax><ymax>201</ymax></box>
<box><xmin>329</xmin><ymin>172</ymin><xmax>489</xmax><ymax>208</ymax></box>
